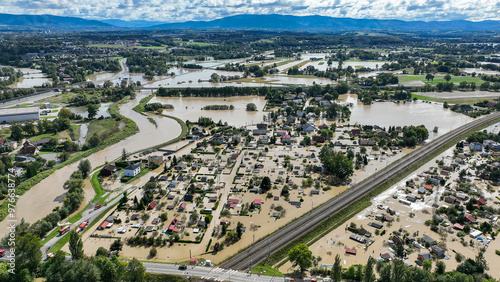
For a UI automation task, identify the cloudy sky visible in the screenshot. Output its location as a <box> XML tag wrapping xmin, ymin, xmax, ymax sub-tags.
<box><xmin>0</xmin><ymin>0</ymin><xmax>498</xmax><ymax>22</ymax></box>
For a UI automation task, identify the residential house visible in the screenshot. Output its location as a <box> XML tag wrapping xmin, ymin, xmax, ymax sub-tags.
<box><xmin>286</xmin><ymin>116</ymin><xmax>295</xmax><ymax>124</ymax></box>
<box><xmin>19</xmin><ymin>145</ymin><xmax>39</xmax><ymax>155</ymax></box>
<box><xmin>418</xmin><ymin>253</ymin><xmax>432</xmax><ymax>262</ymax></box>
<box><xmin>421</xmin><ymin>235</ymin><xmax>437</xmax><ymax>245</ymax></box>
<box><xmin>174</xmin><ymin>163</ymin><xmax>186</xmax><ymax>170</ymax></box>
<box><xmin>212</xmin><ymin>134</ymin><xmax>226</xmax><ymax>143</ymax></box>
<box><xmin>178</xmin><ymin>202</ymin><xmax>186</xmax><ymax>212</ymax></box>
<box><xmin>5</xmin><ymin>141</ymin><xmax>17</xmax><ymax>150</ymax></box>
<box><xmin>148</xmin><ymin>201</ymin><xmax>157</xmax><ymax>210</ymax></box>
<box><xmin>302</xmin><ymin>124</ymin><xmax>315</xmax><ymax>133</ymax></box>
<box><xmin>100</xmin><ymin>164</ymin><xmax>117</xmax><ymax>176</ymax></box>
<box><xmin>258</xmin><ymin>135</ymin><xmax>269</xmax><ymax>144</ymax></box>
<box><xmin>351</xmin><ymin>128</ymin><xmax>361</xmax><ymax>136</ymax></box>
<box><xmin>124</xmin><ymin>163</ymin><xmax>141</xmax><ymax>177</ymax></box>
<box><xmin>469</xmin><ymin>142</ymin><xmax>483</xmax><ymax>151</ymax></box>
<box><xmin>312</xmin><ymin>136</ymin><xmax>325</xmax><ymax>143</ymax></box>
<box><xmin>253</xmin><ymin>129</ymin><xmax>267</xmax><ymax>135</ymax></box>
<box><xmin>232</xmin><ymin>134</ymin><xmax>242</xmax><ymax>143</ymax></box>
<box><xmin>256</xmin><ymin>123</ymin><xmax>268</xmax><ymax>129</ymax></box>
<box><xmin>444</xmin><ymin>196</ymin><xmax>458</xmax><ymax>204</ymax></box>
<box><xmin>430</xmin><ymin>245</ymin><xmax>446</xmax><ymax>258</ymax></box>
<box><xmin>465</xmin><ymin>214</ymin><xmax>476</xmax><ymax>223</ymax></box>
<box><xmin>359</xmin><ymin>139</ymin><xmax>376</xmax><ymax>146</ymax></box>
<box><xmin>281</xmin><ymin>135</ymin><xmax>291</xmax><ymax>143</ymax></box>
<box><xmin>148</xmin><ymin>155</ymin><xmax>164</xmax><ymax>166</ymax></box>
<box><xmin>253</xmin><ymin>199</ymin><xmax>264</xmax><ymax>208</ymax></box>
<box><xmin>275</xmin><ymin>130</ymin><xmax>286</xmax><ymax>136</ymax></box>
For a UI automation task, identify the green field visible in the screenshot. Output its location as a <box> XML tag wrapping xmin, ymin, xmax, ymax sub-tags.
<box><xmin>86</xmin><ymin>118</ymin><xmax>121</xmax><ymax>143</ymax></box>
<box><xmin>398</xmin><ymin>74</ymin><xmax>484</xmax><ymax>86</ymax></box>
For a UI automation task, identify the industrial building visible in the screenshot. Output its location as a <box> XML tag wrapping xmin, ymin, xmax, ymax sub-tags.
<box><xmin>0</xmin><ymin>107</ymin><xmax>39</xmax><ymax>123</ymax></box>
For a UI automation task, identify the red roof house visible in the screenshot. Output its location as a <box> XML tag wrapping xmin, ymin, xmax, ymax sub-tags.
<box><xmin>345</xmin><ymin>248</ymin><xmax>357</xmax><ymax>255</ymax></box>
<box><xmin>424</xmin><ymin>185</ymin><xmax>433</xmax><ymax>190</ymax></box>
<box><xmin>189</xmin><ymin>258</ymin><xmax>198</xmax><ymax>265</ymax></box>
<box><xmin>477</xmin><ymin>197</ymin><xmax>486</xmax><ymax>205</ymax></box>
<box><xmin>453</xmin><ymin>223</ymin><xmax>464</xmax><ymax>230</ymax></box>
<box><xmin>148</xmin><ymin>201</ymin><xmax>157</xmax><ymax>210</ymax></box>
<box><xmin>465</xmin><ymin>214</ymin><xmax>475</xmax><ymax>223</ymax></box>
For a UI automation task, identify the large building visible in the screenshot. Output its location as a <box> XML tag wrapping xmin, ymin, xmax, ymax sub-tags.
<box><xmin>0</xmin><ymin>107</ymin><xmax>39</xmax><ymax>123</ymax></box>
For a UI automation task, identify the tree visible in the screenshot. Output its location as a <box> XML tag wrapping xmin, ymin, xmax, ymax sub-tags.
<box><xmin>58</xmin><ymin>107</ymin><xmax>73</xmax><ymax>119</ymax></box>
<box><xmin>236</xmin><ymin>222</ymin><xmax>244</xmax><ymax>239</ymax></box>
<box><xmin>94</xmin><ymin>255</ymin><xmax>122</xmax><ymax>281</ymax></box>
<box><xmin>331</xmin><ymin>254</ymin><xmax>342</xmax><ymax>282</ymax></box>
<box><xmin>122</xmin><ymin>148</ymin><xmax>127</xmax><ymax>161</ymax></box>
<box><xmin>110</xmin><ymin>239</ymin><xmax>123</xmax><ymax>254</ymax></box>
<box><xmin>288</xmin><ymin>243</ymin><xmax>312</xmax><ymax>273</ymax></box>
<box><xmin>78</xmin><ymin>159</ymin><xmax>92</xmax><ymax>178</ymax></box>
<box><xmin>15</xmin><ymin>233</ymin><xmax>42</xmax><ymax>276</ymax></box>
<box><xmin>444</xmin><ymin>74</ymin><xmax>452</xmax><ymax>82</ymax></box>
<box><xmin>422</xmin><ymin>259</ymin><xmax>432</xmax><ymax>272</ymax></box>
<box><xmin>364</xmin><ymin>257</ymin><xmax>375</xmax><ymax>282</ymax></box>
<box><xmin>95</xmin><ymin>247</ymin><xmax>109</xmax><ymax>257</ymax></box>
<box><xmin>435</xmin><ymin>260</ymin><xmax>446</xmax><ymax>275</ymax></box>
<box><xmin>125</xmin><ymin>258</ymin><xmax>146</xmax><ymax>282</ymax></box>
<box><xmin>10</xmin><ymin>125</ymin><xmax>24</xmax><ymax>141</ymax></box>
<box><xmin>260</xmin><ymin>176</ymin><xmax>272</xmax><ymax>192</ymax></box>
<box><xmin>425</xmin><ymin>73</ymin><xmax>434</xmax><ymax>82</ymax></box>
<box><xmin>149</xmin><ymin>247</ymin><xmax>157</xmax><ymax>258</ymax></box>
<box><xmin>246</xmin><ymin>103</ymin><xmax>257</xmax><ymax>111</ymax></box>
<box><xmin>319</xmin><ymin>145</ymin><xmax>353</xmax><ymax>181</ymax></box>
<box><xmin>88</xmin><ymin>133</ymin><xmax>101</xmax><ymax>147</ymax></box>
<box><xmin>69</xmin><ymin>230</ymin><xmax>84</xmax><ymax>260</ymax></box>
<box><xmin>87</xmin><ymin>103</ymin><xmax>99</xmax><ymax>119</ymax></box>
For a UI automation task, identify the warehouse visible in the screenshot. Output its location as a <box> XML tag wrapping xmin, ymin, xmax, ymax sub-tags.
<box><xmin>0</xmin><ymin>107</ymin><xmax>39</xmax><ymax>123</ymax></box>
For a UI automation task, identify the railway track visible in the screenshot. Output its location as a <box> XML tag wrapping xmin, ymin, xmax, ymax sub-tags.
<box><xmin>221</xmin><ymin>112</ymin><xmax>500</xmax><ymax>270</ymax></box>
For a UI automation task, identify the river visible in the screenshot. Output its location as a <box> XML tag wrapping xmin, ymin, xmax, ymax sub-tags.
<box><xmin>0</xmin><ymin>92</ymin><xmax>182</xmax><ymax>235</ymax></box>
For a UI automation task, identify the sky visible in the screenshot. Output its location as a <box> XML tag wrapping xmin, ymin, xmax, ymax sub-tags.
<box><xmin>0</xmin><ymin>0</ymin><xmax>499</xmax><ymax>22</ymax></box>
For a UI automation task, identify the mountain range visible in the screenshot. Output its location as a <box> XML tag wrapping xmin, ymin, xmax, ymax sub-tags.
<box><xmin>0</xmin><ymin>13</ymin><xmax>499</xmax><ymax>32</ymax></box>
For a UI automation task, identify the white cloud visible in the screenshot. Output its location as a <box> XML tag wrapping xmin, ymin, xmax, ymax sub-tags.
<box><xmin>0</xmin><ymin>0</ymin><xmax>498</xmax><ymax>22</ymax></box>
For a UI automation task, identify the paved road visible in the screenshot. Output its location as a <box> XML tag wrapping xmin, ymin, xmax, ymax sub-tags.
<box><xmin>143</xmin><ymin>262</ymin><xmax>287</xmax><ymax>282</ymax></box>
<box><xmin>221</xmin><ymin>112</ymin><xmax>500</xmax><ymax>270</ymax></box>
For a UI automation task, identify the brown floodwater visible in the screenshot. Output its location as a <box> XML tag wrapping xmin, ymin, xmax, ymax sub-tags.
<box><xmin>150</xmin><ymin>95</ymin><xmax>268</xmax><ymax>126</ymax></box>
<box><xmin>9</xmin><ymin>68</ymin><xmax>51</xmax><ymax>88</ymax></box>
<box><xmin>0</xmin><ymin>92</ymin><xmax>181</xmax><ymax>234</ymax></box>
<box><xmin>338</xmin><ymin>94</ymin><xmax>474</xmax><ymax>139</ymax></box>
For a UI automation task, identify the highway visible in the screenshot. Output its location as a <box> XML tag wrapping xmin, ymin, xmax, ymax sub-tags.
<box><xmin>221</xmin><ymin>112</ymin><xmax>500</xmax><ymax>270</ymax></box>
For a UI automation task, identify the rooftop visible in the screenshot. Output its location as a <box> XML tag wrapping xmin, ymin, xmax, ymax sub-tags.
<box><xmin>0</xmin><ymin>106</ymin><xmax>39</xmax><ymax>116</ymax></box>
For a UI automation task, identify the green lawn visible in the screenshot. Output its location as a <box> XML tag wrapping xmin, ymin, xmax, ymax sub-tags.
<box><xmin>29</xmin><ymin>133</ymin><xmax>59</xmax><ymax>141</ymax></box>
<box><xmin>411</xmin><ymin>94</ymin><xmax>439</xmax><ymax>101</ymax></box>
<box><xmin>251</xmin><ymin>265</ymin><xmax>284</xmax><ymax>277</ymax></box>
<box><xmin>86</xmin><ymin>118</ymin><xmax>121</xmax><ymax>143</ymax></box>
<box><xmin>398</xmin><ymin>74</ymin><xmax>484</xmax><ymax>86</ymax></box>
<box><xmin>91</xmin><ymin>171</ymin><xmax>106</xmax><ymax>202</ymax></box>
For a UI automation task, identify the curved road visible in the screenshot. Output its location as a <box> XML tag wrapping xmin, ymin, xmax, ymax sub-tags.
<box><xmin>221</xmin><ymin>112</ymin><xmax>500</xmax><ymax>270</ymax></box>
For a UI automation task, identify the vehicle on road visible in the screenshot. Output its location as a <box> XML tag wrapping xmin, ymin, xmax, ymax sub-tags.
<box><xmin>178</xmin><ymin>265</ymin><xmax>187</xmax><ymax>270</ymax></box>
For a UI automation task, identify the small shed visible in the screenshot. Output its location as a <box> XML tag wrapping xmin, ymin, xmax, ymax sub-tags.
<box><xmin>189</xmin><ymin>258</ymin><xmax>198</xmax><ymax>265</ymax></box>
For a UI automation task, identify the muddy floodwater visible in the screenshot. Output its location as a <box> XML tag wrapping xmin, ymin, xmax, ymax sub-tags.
<box><xmin>339</xmin><ymin>94</ymin><xmax>474</xmax><ymax>138</ymax></box>
<box><xmin>0</xmin><ymin>93</ymin><xmax>182</xmax><ymax>235</ymax></box>
<box><xmin>150</xmin><ymin>95</ymin><xmax>268</xmax><ymax>126</ymax></box>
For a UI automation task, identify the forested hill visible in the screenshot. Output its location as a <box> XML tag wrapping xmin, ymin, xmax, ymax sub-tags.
<box><xmin>150</xmin><ymin>14</ymin><xmax>500</xmax><ymax>32</ymax></box>
<box><xmin>0</xmin><ymin>13</ymin><xmax>499</xmax><ymax>32</ymax></box>
<box><xmin>0</xmin><ymin>13</ymin><xmax>112</xmax><ymax>30</ymax></box>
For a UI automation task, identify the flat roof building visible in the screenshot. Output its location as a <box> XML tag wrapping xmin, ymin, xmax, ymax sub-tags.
<box><xmin>0</xmin><ymin>107</ymin><xmax>39</xmax><ymax>123</ymax></box>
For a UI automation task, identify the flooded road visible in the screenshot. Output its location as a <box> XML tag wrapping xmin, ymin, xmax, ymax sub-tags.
<box><xmin>0</xmin><ymin>92</ymin><xmax>182</xmax><ymax>235</ymax></box>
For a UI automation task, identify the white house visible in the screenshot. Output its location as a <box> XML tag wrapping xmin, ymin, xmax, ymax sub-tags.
<box><xmin>469</xmin><ymin>142</ymin><xmax>483</xmax><ymax>151</ymax></box>
<box><xmin>124</xmin><ymin>163</ymin><xmax>141</xmax><ymax>177</ymax></box>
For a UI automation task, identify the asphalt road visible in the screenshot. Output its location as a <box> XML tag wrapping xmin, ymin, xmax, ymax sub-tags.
<box><xmin>221</xmin><ymin>112</ymin><xmax>500</xmax><ymax>270</ymax></box>
<box><xmin>143</xmin><ymin>262</ymin><xmax>288</xmax><ymax>282</ymax></box>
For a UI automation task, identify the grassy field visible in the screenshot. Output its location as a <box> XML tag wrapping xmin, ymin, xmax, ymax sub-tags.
<box><xmin>398</xmin><ymin>74</ymin><xmax>484</xmax><ymax>86</ymax></box>
<box><xmin>274</xmin><ymin>59</ymin><xmax>295</xmax><ymax>67</ymax></box>
<box><xmin>29</xmin><ymin>133</ymin><xmax>59</xmax><ymax>141</ymax></box>
<box><xmin>86</xmin><ymin>118</ymin><xmax>121</xmax><ymax>143</ymax></box>
<box><xmin>91</xmin><ymin>171</ymin><xmax>106</xmax><ymax>202</ymax></box>
<box><xmin>186</xmin><ymin>42</ymin><xmax>217</xmax><ymax>46</ymax></box>
<box><xmin>132</xmin><ymin>94</ymin><xmax>154</xmax><ymax>113</ymax></box>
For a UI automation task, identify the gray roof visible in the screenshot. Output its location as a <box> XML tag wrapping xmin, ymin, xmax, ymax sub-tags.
<box><xmin>0</xmin><ymin>106</ymin><xmax>39</xmax><ymax>116</ymax></box>
<box><xmin>125</xmin><ymin>163</ymin><xmax>141</xmax><ymax>170</ymax></box>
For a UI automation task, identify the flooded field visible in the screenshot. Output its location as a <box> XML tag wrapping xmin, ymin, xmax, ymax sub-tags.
<box><xmin>70</xmin><ymin>102</ymin><xmax>112</xmax><ymax>118</ymax></box>
<box><xmin>339</xmin><ymin>94</ymin><xmax>474</xmax><ymax>138</ymax></box>
<box><xmin>150</xmin><ymin>95</ymin><xmax>267</xmax><ymax>126</ymax></box>
<box><xmin>9</xmin><ymin>68</ymin><xmax>51</xmax><ymax>88</ymax></box>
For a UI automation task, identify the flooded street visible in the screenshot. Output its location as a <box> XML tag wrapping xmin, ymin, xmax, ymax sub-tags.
<box><xmin>150</xmin><ymin>96</ymin><xmax>268</xmax><ymax>126</ymax></box>
<box><xmin>0</xmin><ymin>92</ymin><xmax>182</xmax><ymax>235</ymax></box>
